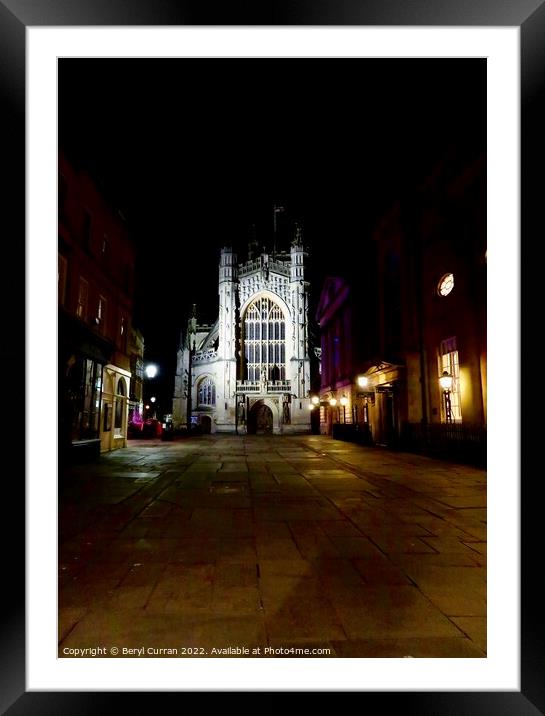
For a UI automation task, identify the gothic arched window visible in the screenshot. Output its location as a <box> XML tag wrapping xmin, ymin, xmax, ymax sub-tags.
<box><xmin>243</xmin><ymin>297</ymin><xmax>286</xmax><ymax>381</ymax></box>
<box><xmin>197</xmin><ymin>377</ymin><xmax>216</xmax><ymax>406</ymax></box>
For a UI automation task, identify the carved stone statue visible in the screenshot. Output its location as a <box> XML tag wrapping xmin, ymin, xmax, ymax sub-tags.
<box><xmin>283</xmin><ymin>399</ymin><xmax>291</xmax><ymax>424</ymax></box>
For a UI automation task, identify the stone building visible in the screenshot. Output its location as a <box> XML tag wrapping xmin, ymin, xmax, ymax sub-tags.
<box><xmin>172</xmin><ymin>226</ymin><xmax>311</xmax><ymax>434</ymax></box>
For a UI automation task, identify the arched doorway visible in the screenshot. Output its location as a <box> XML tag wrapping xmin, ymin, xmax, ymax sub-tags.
<box><xmin>200</xmin><ymin>415</ymin><xmax>212</xmax><ymax>434</ymax></box>
<box><xmin>247</xmin><ymin>401</ymin><xmax>273</xmax><ymax>435</ymax></box>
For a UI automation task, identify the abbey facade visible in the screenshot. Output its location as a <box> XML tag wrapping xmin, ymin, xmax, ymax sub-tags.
<box><xmin>172</xmin><ymin>229</ymin><xmax>311</xmax><ymax>434</ymax></box>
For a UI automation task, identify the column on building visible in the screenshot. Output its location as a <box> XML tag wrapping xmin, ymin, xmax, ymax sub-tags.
<box><xmin>289</xmin><ymin>225</ymin><xmax>311</xmax><ymax>426</ymax></box>
<box><xmin>215</xmin><ymin>247</ymin><xmax>238</xmax><ymax>431</ymax></box>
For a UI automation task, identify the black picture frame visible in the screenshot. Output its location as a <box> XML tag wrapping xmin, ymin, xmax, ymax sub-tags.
<box><xmin>2</xmin><ymin>0</ymin><xmax>537</xmax><ymax>711</ymax></box>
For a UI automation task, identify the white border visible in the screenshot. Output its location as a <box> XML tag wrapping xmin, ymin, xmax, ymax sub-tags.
<box><xmin>28</xmin><ymin>27</ymin><xmax>519</xmax><ymax>691</ymax></box>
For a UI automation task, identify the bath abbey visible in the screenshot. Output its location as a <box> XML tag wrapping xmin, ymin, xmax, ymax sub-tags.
<box><xmin>172</xmin><ymin>227</ymin><xmax>311</xmax><ymax>434</ymax></box>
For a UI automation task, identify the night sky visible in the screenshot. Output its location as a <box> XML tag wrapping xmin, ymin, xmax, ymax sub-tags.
<box><xmin>58</xmin><ymin>59</ymin><xmax>486</xmax><ymax>413</ymax></box>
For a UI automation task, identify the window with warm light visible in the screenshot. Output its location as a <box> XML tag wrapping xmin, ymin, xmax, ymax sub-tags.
<box><xmin>438</xmin><ymin>337</ymin><xmax>462</xmax><ymax>422</ymax></box>
<box><xmin>437</xmin><ymin>273</ymin><xmax>454</xmax><ymax>297</ymax></box>
<box><xmin>97</xmin><ymin>295</ymin><xmax>107</xmax><ymax>334</ymax></box>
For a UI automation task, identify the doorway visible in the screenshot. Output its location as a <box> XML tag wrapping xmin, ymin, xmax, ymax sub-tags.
<box><xmin>247</xmin><ymin>402</ymin><xmax>273</xmax><ymax>435</ymax></box>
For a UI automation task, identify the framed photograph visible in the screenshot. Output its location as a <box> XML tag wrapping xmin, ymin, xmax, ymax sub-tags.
<box><xmin>3</xmin><ymin>0</ymin><xmax>537</xmax><ymax>709</ymax></box>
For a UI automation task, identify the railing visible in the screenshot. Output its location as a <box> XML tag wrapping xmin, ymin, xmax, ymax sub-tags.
<box><xmin>192</xmin><ymin>349</ymin><xmax>218</xmax><ymax>363</ymax></box>
<box><xmin>238</xmin><ymin>259</ymin><xmax>290</xmax><ymax>277</ymax></box>
<box><xmin>236</xmin><ymin>380</ymin><xmax>292</xmax><ymax>394</ymax></box>
<box><xmin>332</xmin><ymin>423</ymin><xmax>373</xmax><ymax>446</ymax></box>
<box><xmin>266</xmin><ymin>380</ymin><xmax>291</xmax><ymax>393</ymax></box>
<box><xmin>329</xmin><ymin>421</ymin><xmax>486</xmax><ymax>466</ymax></box>
<box><xmin>236</xmin><ymin>381</ymin><xmax>260</xmax><ymax>393</ymax></box>
<box><xmin>400</xmin><ymin>422</ymin><xmax>486</xmax><ymax>466</ymax></box>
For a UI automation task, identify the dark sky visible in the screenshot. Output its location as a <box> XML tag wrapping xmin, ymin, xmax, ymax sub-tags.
<box><xmin>58</xmin><ymin>58</ymin><xmax>486</xmax><ymax>412</ymax></box>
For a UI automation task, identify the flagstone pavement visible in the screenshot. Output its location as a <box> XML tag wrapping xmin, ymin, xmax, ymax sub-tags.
<box><xmin>59</xmin><ymin>435</ymin><xmax>486</xmax><ymax>658</ymax></box>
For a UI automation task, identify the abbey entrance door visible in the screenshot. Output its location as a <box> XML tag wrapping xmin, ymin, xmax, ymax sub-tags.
<box><xmin>248</xmin><ymin>402</ymin><xmax>273</xmax><ymax>435</ymax></box>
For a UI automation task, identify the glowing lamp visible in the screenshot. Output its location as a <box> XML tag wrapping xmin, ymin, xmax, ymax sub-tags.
<box><xmin>145</xmin><ymin>364</ymin><xmax>158</xmax><ymax>378</ymax></box>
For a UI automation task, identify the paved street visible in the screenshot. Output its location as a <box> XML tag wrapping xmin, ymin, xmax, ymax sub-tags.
<box><xmin>59</xmin><ymin>435</ymin><xmax>486</xmax><ymax>658</ymax></box>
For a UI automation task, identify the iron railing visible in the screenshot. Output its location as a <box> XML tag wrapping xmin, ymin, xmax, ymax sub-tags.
<box><xmin>400</xmin><ymin>422</ymin><xmax>486</xmax><ymax>466</ymax></box>
<box><xmin>236</xmin><ymin>380</ymin><xmax>292</xmax><ymax>394</ymax></box>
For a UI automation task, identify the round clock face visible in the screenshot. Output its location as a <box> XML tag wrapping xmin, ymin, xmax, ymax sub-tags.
<box><xmin>437</xmin><ymin>273</ymin><xmax>454</xmax><ymax>297</ymax></box>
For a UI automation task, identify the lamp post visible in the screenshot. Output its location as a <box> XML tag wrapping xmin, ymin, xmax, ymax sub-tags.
<box><xmin>144</xmin><ymin>364</ymin><xmax>159</xmax><ymax>420</ymax></box>
<box><xmin>439</xmin><ymin>370</ymin><xmax>453</xmax><ymax>423</ymax></box>
<box><xmin>357</xmin><ymin>375</ymin><xmax>370</xmax><ymax>424</ymax></box>
<box><xmin>340</xmin><ymin>395</ymin><xmax>348</xmax><ymax>424</ymax></box>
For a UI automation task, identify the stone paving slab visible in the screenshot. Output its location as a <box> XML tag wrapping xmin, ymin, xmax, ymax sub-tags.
<box><xmin>450</xmin><ymin>616</ymin><xmax>487</xmax><ymax>653</ymax></box>
<box><xmin>329</xmin><ymin>585</ymin><xmax>464</xmax><ymax>640</ymax></box>
<box><xmin>331</xmin><ymin>637</ymin><xmax>485</xmax><ymax>658</ymax></box>
<box><xmin>59</xmin><ymin>434</ymin><xmax>486</xmax><ymax>658</ymax></box>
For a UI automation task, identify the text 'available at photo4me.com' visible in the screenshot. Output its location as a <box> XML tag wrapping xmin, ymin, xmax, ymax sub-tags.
<box><xmin>61</xmin><ymin>645</ymin><xmax>333</xmax><ymax>657</ymax></box>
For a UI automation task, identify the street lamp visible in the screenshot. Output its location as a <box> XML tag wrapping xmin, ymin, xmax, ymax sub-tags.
<box><xmin>357</xmin><ymin>375</ymin><xmax>368</xmax><ymax>388</ymax></box>
<box><xmin>143</xmin><ymin>364</ymin><xmax>159</xmax><ymax>420</ymax></box>
<box><xmin>145</xmin><ymin>364</ymin><xmax>158</xmax><ymax>379</ymax></box>
<box><xmin>340</xmin><ymin>395</ymin><xmax>348</xmax><ymax>423</ymax></box>
<box><xmin>311</xmin><ymin>395</ymin><xmax>320</xmax><ymax>406</ymax></box>
<box><xmin>439</xmin><ymin>370</ymin><xmax>453</xmax><ymax>423</ymax></box>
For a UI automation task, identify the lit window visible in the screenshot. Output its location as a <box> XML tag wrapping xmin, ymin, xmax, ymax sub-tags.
<box><xmin>197</xmin><ymin>377</ymin><xmax>216</xmax><ymax>406</ymax></box>
<box><xmin>438</xmin><ymin>337</ymin><xmax>462</xmax><ymax>422</ymax></box>
<box><xmin>437</xmin><ymin>273</ymin><xmax>454</xmax><ymax>297</ymax></box>
<box><xmin>97</xmin><ymin>295</ymin><xmax>107</xmax><ymax>334</ymax></box>
<box><xmin>76</xmin><ymin>277</ymin><xmax>89</xmax><ymax>320</ymax></box>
